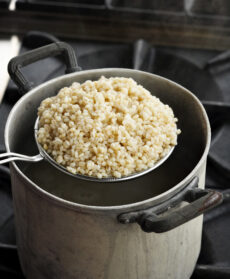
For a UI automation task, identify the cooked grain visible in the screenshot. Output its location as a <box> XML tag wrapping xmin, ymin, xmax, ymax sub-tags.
<box><xmin>37</xmin><ymin>76</ymin><xmax>181</xmax><ymax>178</ymax></box>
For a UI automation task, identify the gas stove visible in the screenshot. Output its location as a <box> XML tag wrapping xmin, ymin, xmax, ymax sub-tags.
<box><xmin>2</xmin><ymin>0</ymin><xmax>230</xmax><ymax>50</ymax></box>
<box><xmin>0</xmin><ymin>31</ymin><xmax>230</xmax><ymax>278</ymax></box>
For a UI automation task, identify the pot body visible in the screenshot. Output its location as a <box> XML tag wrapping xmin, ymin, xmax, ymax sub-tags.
<box><xmin>10</xmin><ymin>161</ymin><xmax>206</xmax><ymax>279</ymax></box>
<box><xmin>5</xmin><ymin>68</ymin><xmax>212</xmax><ymax>279</ymax></box>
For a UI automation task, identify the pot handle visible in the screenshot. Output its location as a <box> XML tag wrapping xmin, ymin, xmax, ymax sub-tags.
<box><xmin>8</xmin><ymin>42</ymin><xmax>81</xmax><ymax>94</ymax></box>
<box><xmin>118</xmin><ymin>177</ymin><xmax>223</xmax><ymax>233</ymax></box>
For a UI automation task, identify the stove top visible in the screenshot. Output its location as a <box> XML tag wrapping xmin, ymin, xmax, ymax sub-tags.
<box><xmin>0</xmin><ymin>31</ymin><xmax>230</xmax><ymax>278</ymax></box>
<box><xmin>3</xmin><ymin>0</ymin><xmax>230</xmax><ymax>50</ymax></box>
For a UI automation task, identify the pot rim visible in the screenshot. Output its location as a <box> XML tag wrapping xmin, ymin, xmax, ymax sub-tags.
<box><xmin>5</xmin><ymin>68</ymin><xmax>211</xmax><ymax>213</ymax></box>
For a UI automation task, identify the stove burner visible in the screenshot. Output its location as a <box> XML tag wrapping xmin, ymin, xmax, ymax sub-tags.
<box><xmin>1</xmin><ymin>32</ymin><xmax>230</xmax><ymax>278</ymax></box>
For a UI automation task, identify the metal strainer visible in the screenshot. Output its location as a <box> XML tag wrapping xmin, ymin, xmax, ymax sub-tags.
<box><xmin>0</xmin><ymin>116</ymin><xmax>175</xmax><ymax>182</ymax></box>
<box><xmin>1</xmin><ymin>42</ymin><xmax>176</xmax><ymax>182</ymax></box>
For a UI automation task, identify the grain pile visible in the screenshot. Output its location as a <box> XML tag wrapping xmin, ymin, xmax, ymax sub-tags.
<box><xmin>37</xmin><ymin>76</ymin><xmax>181</xmax><ymax>178</ymax></box>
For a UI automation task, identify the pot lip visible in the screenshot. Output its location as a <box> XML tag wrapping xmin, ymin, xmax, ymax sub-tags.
<box><xmin>5</xmin><ymin>68</ymin><xmax>211</xmax><ymax>213</ymax></box>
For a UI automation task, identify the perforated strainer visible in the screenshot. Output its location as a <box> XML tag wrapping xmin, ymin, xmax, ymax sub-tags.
<box><xmin>1</xmin><ymin>42</ymin><xmax>176</xmax><ymax>182</ymax></box>
<box><xmin>0</xmin><ymin>116</ymin><xmax>175</xmax><ymax>182</ymax></box>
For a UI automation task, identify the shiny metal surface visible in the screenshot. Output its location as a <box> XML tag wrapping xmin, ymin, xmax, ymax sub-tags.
<box><xmin>0</xmin><ymin>152</ymin><xmax>42</xmax><ymax>164</ymax></box>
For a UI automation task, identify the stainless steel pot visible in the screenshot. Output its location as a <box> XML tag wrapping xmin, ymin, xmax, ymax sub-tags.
<box><xmin>5</xmin><ymin>42</ymin><xmax>223</xmax><ymax>279</ymax></box>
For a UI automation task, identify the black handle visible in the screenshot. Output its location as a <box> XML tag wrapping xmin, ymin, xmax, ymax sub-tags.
<box><xmin>8</xmin><ymin>42</ymin><xmax>81</xmax><ymax>94</ymax></box>
<box><xmin>118</xmin><ymin>177</ymin><xmax>223</xmax><ymax>233</ymax></box>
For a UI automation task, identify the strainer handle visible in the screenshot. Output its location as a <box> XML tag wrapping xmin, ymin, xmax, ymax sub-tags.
<box><xmin>118</xmin><ymin>177</ymin><xmax>223</xmax><ymax>233</ymax></box>
<box><xmin>8</xmin><ymin>42</ymin><xmax>81</xmax><ymax>94</ymax></box>
<box><xmin>0</xmin><ymin>152</ymin><xmax>43</xmax><ymax>164</ymax></box>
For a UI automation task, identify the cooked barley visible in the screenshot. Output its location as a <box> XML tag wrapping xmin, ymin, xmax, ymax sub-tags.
<box><xmin>37</xmin><ymin>76</ymin><xmax>181</xmax><ymax>178</ymax></box>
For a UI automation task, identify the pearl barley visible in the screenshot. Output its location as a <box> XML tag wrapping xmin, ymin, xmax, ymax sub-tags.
<box><xmin>37</xmin><ymin>76</ymin><xmax>181</xmax><ymax>178</ymax></box>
